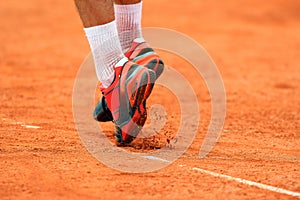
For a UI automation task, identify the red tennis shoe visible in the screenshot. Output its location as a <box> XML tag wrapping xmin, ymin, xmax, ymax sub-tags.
<box><xmin>94</xmin><ymin>38</ymin><xmax>164</xmax><ymax>123</ymax></box>
<box><xmin>101</xmin><ymin>58</ymin><xmax>156</xmax><ymax>144</ymax></box>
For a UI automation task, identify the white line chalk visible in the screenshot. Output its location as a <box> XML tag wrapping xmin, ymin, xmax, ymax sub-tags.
<box><xmin>141</xmin><ymin>155</ymin><xmax>300</xmax><ymax>198</ymax></box>
<box><xmin>22</xmin><ymin>125</ymin><xmax>41</xmax><ymax>129</ymax></box>
<box><xmin>142</xmin><ymin>156</ymin><xmax>171</xmax><ymax>163</ymax></box>
<box><xmin>192</xmin><ymin>167</ymin><xmax>300</xmax><ymax>199</ymax></box>
<box><xmin>2</xmin><ymin>118</ymin><xmax>41</xmax><ymax>129</ymax></box>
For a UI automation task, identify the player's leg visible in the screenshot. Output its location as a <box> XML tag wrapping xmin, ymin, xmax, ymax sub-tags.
<box><xmin>74</xmin><ymin>0</ymin><xmax>124</xmax><ymax>88</ymax></box>
<box><xmin>113</xmin><ymin>0</ymin><xmax>143</xmax><ymax>53</ymax></box>
<box><xmin>93</xmin><ymin>0</ymin><xmax>164</xmax><ymax>124</ymax></box>
<box><xmin>112</xmin><ymin>0</ymin><xmax>163</xmax><ymax>78</ymax></box>
<box><xmin>74</xmin><ymin>0</ymin><xmax>115</xmax><ymax>27</ymax></box>
<box><xmin>114</xmin><ymin>0</ymin><xmax>141</xmax><ymax>4</ymax></box>
<box><xmin>74</xmin><ymin>0</ymin><xmax>156</xmax><ymax>144</ymax></box>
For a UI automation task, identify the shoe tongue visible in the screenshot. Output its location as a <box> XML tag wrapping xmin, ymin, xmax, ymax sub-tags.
<box><xmin>115</xmin><ymin>57</ymin><xmax>128</xmax><ymax>68</ymax></box>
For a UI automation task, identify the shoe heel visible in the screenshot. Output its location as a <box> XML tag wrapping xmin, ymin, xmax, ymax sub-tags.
<box><xmin>130</xmin><ymin>68</ymin><xmax>155</xmax><ymax>110</ymax></box>
<box><xmin>134</xmin><ymin>70</ymin><xmax>150</xmax><ymax>107</ymax></box>
<box><xmin>155</xmin><ymin>62</ymin><xmax>164</xmax><ymax>79</ymax></box>
<box><xmin>142</xmin><ymin>69</ymin><xmax>156</xmax><ymax>102</ymax></box>
<box><xmin>146</xmin><ymin>59</ymin><xmax>164</xmax><ymax>79</ymax></box>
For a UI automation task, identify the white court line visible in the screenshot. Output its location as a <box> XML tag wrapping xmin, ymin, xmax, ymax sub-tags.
<box><xmin>2</xmin><ymin>118</ymin><xmax>41</xmax><ymax>129</ymax></box>
<box><xmin>142</xmin><ymin>156</ymin><xmax>171</xmax><ymax>163</ymax></box>
<box><xmin>21</xmin><ymin>125</ymin><xmax>41</xmax><ymax>129</ymax></box>
<box><xmin>4</xmin><ymin>119</ymin><xmax>41</xmax><ymax>129</ymax></box>
<box><xmin>142</xmin><ymin>155</ymin><xmax>300</xmax><ymax>198</ymax></box>
<box><xmin>192</xmin><ymin>167</ymin><xmax>300</xmax><ymax>199</ymax></box>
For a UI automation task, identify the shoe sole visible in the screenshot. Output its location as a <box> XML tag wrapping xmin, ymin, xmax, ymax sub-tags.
<box><xmin>144</xmin><ymin>60</ymin><xmax>164</xmax><ymax>79</ymax></box>
<box><xmin>115</xmin><ymin>64</ymin><xmax>156</xmax><ymax>144</ymax></box>
<box><xmin>131</xmin><ymin>44</ymin><xmax>164</xmax><ymax>79</ymax></box>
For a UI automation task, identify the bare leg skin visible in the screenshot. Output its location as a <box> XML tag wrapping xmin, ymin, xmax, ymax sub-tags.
<box><xmin>114</xmin><ymin>0</ymin><xmax>142</xmax><ymax>5</ymax></box>
<box><xmin>74</xmin><ymin>0</ymin><xmax>115</xmax><ymax>27</ymax></box>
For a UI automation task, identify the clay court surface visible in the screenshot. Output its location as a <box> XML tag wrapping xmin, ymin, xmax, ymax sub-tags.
<box><xmin>1</xmin><ymin>0</ymin><xmax>300</xmax><ymax>199</ymax></box>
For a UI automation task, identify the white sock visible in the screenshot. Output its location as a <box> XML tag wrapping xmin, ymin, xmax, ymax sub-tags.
<box><xmin>114</xmin><ymin>2</ymin><xmax>143</xmax><ymax>53</ymax></box>
<box><xmin>84</xmin><ymin>21</ymin><xmax>126</xmax><ymax>88</ymax></box>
